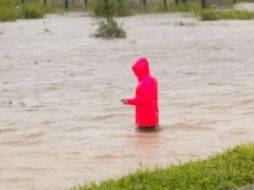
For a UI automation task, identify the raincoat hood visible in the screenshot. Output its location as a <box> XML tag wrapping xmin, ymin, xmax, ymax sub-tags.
<box><xmin>132</xmin><ymin>58</ymin><xmax>150</xmax><ymax>80</ymax></box>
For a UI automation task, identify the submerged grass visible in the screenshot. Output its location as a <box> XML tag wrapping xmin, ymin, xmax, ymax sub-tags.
<box><xmin>71</xmin><ymin>144</ymin><xmax>254</xmax><ymax>190</ymax></box>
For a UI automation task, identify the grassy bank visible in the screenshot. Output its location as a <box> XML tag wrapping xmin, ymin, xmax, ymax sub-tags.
<box><xmin>71</xmin><ymin>144</ymin><xmax>254</xmax><ymax>190</ymax></box>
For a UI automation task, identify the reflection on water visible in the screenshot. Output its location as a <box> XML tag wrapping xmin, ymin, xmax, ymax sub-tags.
<box><xmin>0</xmin><ymin>13</ymin><xmax>254</xmax><ymax>190</ymax></box>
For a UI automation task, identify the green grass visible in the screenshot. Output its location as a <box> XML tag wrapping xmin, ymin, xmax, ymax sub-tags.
<box><xmin>200</xmin><ymin>9</ymin><xmax>254</xmax><ymax>20</ymax></box>
<box><xmin>71</xmin><ymin>144</ymin><xmax>254</xmax><ymax>190</ymax></box>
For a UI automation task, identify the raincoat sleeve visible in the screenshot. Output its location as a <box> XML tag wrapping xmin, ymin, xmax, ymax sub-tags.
<box><xmin>126</xmin><ymin>83</ymin><xmax>151</xmax><ymax>106</ymax></box>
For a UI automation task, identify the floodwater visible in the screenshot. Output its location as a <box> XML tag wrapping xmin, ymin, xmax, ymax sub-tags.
<box><xmin>234</xmin><ymin>2</ymin><xmax>254</xmax><ymax>11</ymax></box>
<box><xmin>0</xmin><ymin>12</ymin><xmax>254</xmax><ymax>190</ymax></box>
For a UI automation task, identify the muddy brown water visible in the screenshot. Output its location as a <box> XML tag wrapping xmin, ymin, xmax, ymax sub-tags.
<box><xmin>0</xmin><ymin>12</ymin><xmax>254</xmax><ymax>190</ymax></box>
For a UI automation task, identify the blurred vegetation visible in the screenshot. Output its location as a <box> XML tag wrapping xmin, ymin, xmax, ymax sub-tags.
<box><xmin>201</xmin><ymin>9</ymin><xmax>254</xmax><ymax>20</ymax></box>
<box><xmin>0</xmin><ymin>0</ymin><xmax>47</xmax><ymax>21</ymax></box>
<box><xmin>23</xmin><ymin>2</ymin><xmax>46</xmax><ymax>18</ymax></box>
<box><xmin>89</xmin><ymin>0</ymin><xmax>131</xmax><ymax>17</ymax></box>
<box><xmin>0</xmin><ymin>0</ymin><xmax>19</xmax><ymax>21</ymax></box>
<box><xmin>0</xmin><ymin>6</ymin><xmax>19</xmax><ymax>21</ymax></box>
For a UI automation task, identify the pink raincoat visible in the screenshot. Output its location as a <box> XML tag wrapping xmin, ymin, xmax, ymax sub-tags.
<box><xmin>126</xmin><ymin>58</ymin><xmax>159</xmax><ymax>128</ymax></box>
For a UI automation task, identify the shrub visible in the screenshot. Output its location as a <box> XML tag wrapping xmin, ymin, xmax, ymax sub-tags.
<box><xmin>94</xmin><ymin>17</ymin><xmax>126</xmax><ymax>39</ymax></box>
<box><xmin>91</xmin><ymin>0</ymin><xmax>128</xmax><ymax>39</ymax></box>
<box><xmin>23</xmin><ymin>2</ymin><xmax>46</xmax><ymax>19</ymax></box>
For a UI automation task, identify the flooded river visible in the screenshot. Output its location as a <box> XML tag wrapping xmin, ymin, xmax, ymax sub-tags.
<box><xmin>0</xmin><ymin>12</ymin><xmax>254</xmax><ymax>190</ymax></box>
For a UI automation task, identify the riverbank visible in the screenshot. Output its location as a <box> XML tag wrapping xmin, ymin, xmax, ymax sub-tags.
<box><xmin>71</xmin><ymin>144</ymin><xmax>254</xmax><ymax>190</ymax></box>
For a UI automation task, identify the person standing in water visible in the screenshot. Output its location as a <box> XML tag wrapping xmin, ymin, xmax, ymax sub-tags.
<box><xmin>121</xmin><ymin>57</ymin><xmax>159</xmax><ymax>128</ymax></box>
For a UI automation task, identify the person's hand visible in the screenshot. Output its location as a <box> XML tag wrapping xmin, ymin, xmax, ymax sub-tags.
<box><xmin>121</xmin><ymin>99</ymin><xmax>128</xmax><ymax>105</ymax></box>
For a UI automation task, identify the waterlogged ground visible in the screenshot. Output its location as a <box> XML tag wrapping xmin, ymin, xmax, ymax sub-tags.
<box><xmin>0</xmin><ymin>12</ymin><xmax>254</xmax><ymax>190</ymax></box>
